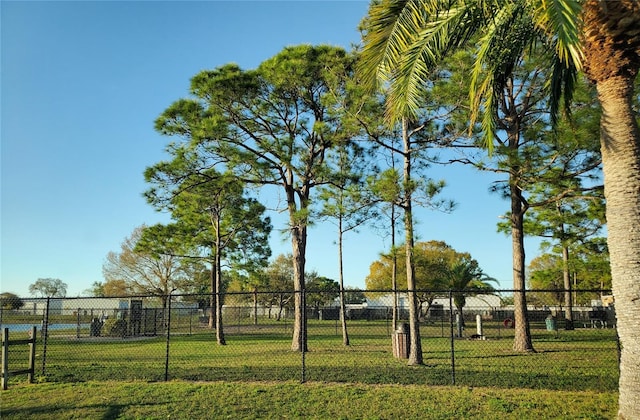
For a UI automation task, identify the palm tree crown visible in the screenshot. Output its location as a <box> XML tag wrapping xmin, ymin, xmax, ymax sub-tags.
<box><xmin>359</xmin><ymin>0</ymin><xmax>583</xmax><ymax>143</ymax></box>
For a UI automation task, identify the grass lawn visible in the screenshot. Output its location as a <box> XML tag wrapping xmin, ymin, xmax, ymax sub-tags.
<box><xmin>1</xmin><ymin>320</ymin><xmax>619</xmax><ymax>418</ymax></box>
<box><xmin>2</xmin><ymin>380</ymin><xmax>617</xmax><ymax>419</ymax></box>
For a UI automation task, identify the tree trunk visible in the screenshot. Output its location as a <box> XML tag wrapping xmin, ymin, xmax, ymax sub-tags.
<box><xmin>562</xmin><ymin>243</ymin><xmax>574</xmax><ymax>330</ymax></box>
<box><xmin>208</xmin><ymin>264</ymin><xmax>215</xmax><ymax>329</ymax></box>
<box><xmin>402</xmin><ymin>118</ymin><xmax>423</xmax><ymax>365</ymax></box>
<box><xmin>581</xmin><ymin>0</ymin><xmax>640</xmax><ymax>415</ymax></box>
<box><xmin>404</xmin><ymin>223</ymin><xmax>422</xmax><ymax>365</ymax></box>
<box><xmin>215</xmin><ymin>219</ymin><xmax>225</xmax><ymax>345</ymax></box>
<box><xmin>454</xmin><ymin>297</ymin><xmax>465</xmax><ymax>327</ymax></box>
<box><xmin>596</xmin><ymin>75</ymin><xmax>640</xmax><ymax>419</ymax></box>
<box><xmin>510</xmin><ymin>182</ymin><xmax>535</xmax><ymax>352</ymax></box>
<box><xmin>391</xmin><ymin>204</ymin><xmax>398</xmax><ymax>332</ymax></box>
<box><xmin>338</xmin><ymin>217</ymin><xmax>350</xmax><ymax>346</ymax></box>
<box><xmin>291</xmin><ymin>223</ymin><xmax>307</xmax><ymax>352</ymax></box>
<box><xmin>253</xmin><ymin>287</ymin><xmax>258</xmax><ymax>326</ymax></box>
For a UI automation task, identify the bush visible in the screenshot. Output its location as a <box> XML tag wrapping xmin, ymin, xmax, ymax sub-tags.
<box><xmin>103</xmin><ymin>319</ymin><xmax>128</xmax><ymax>337</ymax></box>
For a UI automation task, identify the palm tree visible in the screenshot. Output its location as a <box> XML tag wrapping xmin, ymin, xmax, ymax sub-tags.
<box><xmin>447</xmin><ymin>259</ymin><xmax>496</xmax><ymax>338</ymax></box>
<box><xmin>359</xmin><ymin>2</ymin><xmax>640</xmax><ymax>416</ymax></box>
<box><xmin>447</xmin><ymin>259</ymin><xmax>497</xmax><ymax>317</ymax></box>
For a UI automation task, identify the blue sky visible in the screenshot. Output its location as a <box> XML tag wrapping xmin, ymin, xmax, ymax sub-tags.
<box><xmin>1</xmin><ymin>0</ymin><xmax>539</xmax><ymax>297</ymax></box>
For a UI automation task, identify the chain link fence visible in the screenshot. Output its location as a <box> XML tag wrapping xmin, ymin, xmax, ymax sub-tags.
<box><xmin>1</xmin><ymin>289</ymin><xmax>618</xmax><ymax>391</ymax></box>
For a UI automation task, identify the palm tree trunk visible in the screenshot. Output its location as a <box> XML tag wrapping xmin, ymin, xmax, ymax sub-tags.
<box><xmin>596</xmin><ymin>75</ymin><xmax>640</xmax><ymax>419</ymax></box>
<box><xmin>581</xmin><ymin>1</ymin><xmax>640</xmax><ymax>415</ymax></box>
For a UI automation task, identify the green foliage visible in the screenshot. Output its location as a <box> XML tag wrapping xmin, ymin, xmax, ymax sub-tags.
<box><xmin>155</xmin><ymin>44</ymin><xmax>358</xmax><ymax>202</ymax></box>
<box><xmin>0</xmin><ymin>292</ymin><xmax>24</xmax><ymax>310</ymax></box>
<box><xmin>528</xmin><ymin>240</ymin><xmax>611</xmax><ymax>306</ymax></box>
<box><xmin>173</xmin><ymin>261</ymin><xmax>211</xmax><ymax>307</ymax></box>
<box><xmin>501</xmin><ymin>295</ymin><xmax>515</xmax><ymax>306</ymax></box>
<box><xmin>366</xmin><ymin>240</ymin><xmax>494</xmax><ymax>313</ymax></box>
<box><xmin>263</xmin><ymin>254</ymin><xmax>295</xmax><ymax>320</ymax></box>
<box><xmin>305</xmin><ymin>275</ymin><xmax>339</xmax><ymax>310</ymax></box>
<box><xmin>28</xmin><ymin>278</ymin><xmax>67</xmax><ymax>298</ymax></box>
<box><xmin>517</xmin><ymin>76</ymin><xmax>604</xmax><ymax>271</ymax></box>
<box><xmin>343</xmin><ymin>287</ymin><xmax>366</xmax><ymax>304</ymax></box>
<box><xmin>317</xmin><ymin>140</ymin><xmax>377</xmax><ymax>242</ymax></box>
<box><xmin>142</xmin><ymin>164</ymin><xmax>273</xmax><ymax>300</ymax></box>
<box><xmin>359</xmin><ymin>0</ymin><xmax>583</xmax><ymax>140</ymax></box>
<box><xmin>102</xmin><ymin>318</ymin><xmax>128</xmax><ymax>337</ymax></box>
<box><xmin>528</xmin><ymin>253</ymin><xmax>565</xmax><ymax>306</ymax></box>
<box><xmin>368</xmin><ymin>168</ymin><xmax>401</xmax><ymax>203</ymax></box>
<box><xmin>135</xmin><ymin>223</ymin><xmax>192</xmax><ymax>258</ymax></box>
<box><xmin>147</xmin><ymin>167</ymin><xmax>271</xmax><ymax>258</ymax></box>
<box><xmin>366</xmin><ymin>241</ymin><xmax>466</xmax><ymax>290</ymax></box>
<box><xmin>101</xmin><ymin>279</ymin><xmax>134</xmax><ymax>297</ymax></box>
<box><xmin>155</xmin><ymin>45</ymin><xmax>368</xmax><ymax>350</ymax></box>
<box><xmin>85</xmin><ymin>281</ymin><xmax>105</xmax><ymax>297</ymax></box>
<box><xmin>265</xmin><ymin>254</ymin><xmax>295</xmax><ymax>291</ymax></box>
<box><xmin>448</xmin><ymin>259</ymin><xmax>497</xmax><ymax>312</ymax></box>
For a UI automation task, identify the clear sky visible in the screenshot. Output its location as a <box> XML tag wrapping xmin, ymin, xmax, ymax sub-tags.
<box><xmin>1</xmin><ymin>0</ymin><xmax>540</xmax><ymax>297</ymax></box>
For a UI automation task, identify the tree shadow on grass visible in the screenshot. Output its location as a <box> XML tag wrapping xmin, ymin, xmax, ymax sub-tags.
<box><xmin>167</xmin><ymin>359</ymin><xmax>618</xmax><ymax>393</ymax></box>
<box><xmin>453</xmin><ymin>367</ymin><xmax>618</xmax><ymax>392</ymax></box>
<box><xmin>1</xmin><ymin>400</ymin><xmax>170</xmax><ymax>420</ymax></box>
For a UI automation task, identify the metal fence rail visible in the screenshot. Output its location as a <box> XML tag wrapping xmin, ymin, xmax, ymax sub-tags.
<box><xmin>0</xmin><ymin>289</ymin><xmax>619</xmax><ymax>391</ymax></box>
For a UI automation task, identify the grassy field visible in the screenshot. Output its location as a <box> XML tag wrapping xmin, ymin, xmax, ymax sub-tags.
<box><xmin>2</xmin><ymin>380</ymin><xmax>617</xmax><ymax>419</ymax></box>
<box><xmin>1</xmin><ymin>319</ymin><xmax>619</xmax><ymax>418</ymax></box>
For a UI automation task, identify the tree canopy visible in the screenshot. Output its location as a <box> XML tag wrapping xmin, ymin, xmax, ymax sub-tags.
<box><xmin>0</xmin><ymin>292</ymin><xmax>24</xmax><ymax>310</ymax></box>
<box><xmin>28</xmin><ymin>278</ymin><xmax>67</xmax><ymax>298</ymax></box>
<box><xmin>155</xmin><ymin>44</ymin><xmax>368</xmax><ymax>351</ymax></box>
<box><xmin>366</xmin><ymin>240</ymin><xmax>494</xmax><ymax>314</ymax></box>
<box><xmin>102</xmin><ymin>226</ymin><xmax>189</xmax><ymax>307</ymax></box>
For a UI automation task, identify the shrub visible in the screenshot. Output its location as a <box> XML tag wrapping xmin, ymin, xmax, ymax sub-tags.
<box><xmin>103</xmin><ymin>318</ymin><xmax>128</xmax><ymax>337</ymax></box>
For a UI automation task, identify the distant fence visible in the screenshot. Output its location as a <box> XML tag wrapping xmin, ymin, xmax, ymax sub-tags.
<box><xmin>0</xmin><ymin>289</ymin><xmax>619</xmax><ymax>391</ymax></box>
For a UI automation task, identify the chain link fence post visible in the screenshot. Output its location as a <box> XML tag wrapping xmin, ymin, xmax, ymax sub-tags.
<box><xmin>41</xmin><ymin>297</ymin><xmax>50</xmax><ymax>377</ymax></box>
<box><xmin>164</xmin><ymin>292</ymin><xmax>172</xmax><ymax>382</ymax></box>
<box><xmin>301</xmin><ymin>289</ymin><xmax>306</xmax><ymax>384</ymax></box>
<box><xmin>448</xmin><ymin>291</ymin><xmax>455</xmax><ymax>385</ymax></box>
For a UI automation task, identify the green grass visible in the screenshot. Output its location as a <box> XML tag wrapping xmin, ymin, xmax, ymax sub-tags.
<box><xmin>46</xmin><ymin>325</ymin><xmax>616</xmax><ymax>389</ymax></box>
<box><xmin>1</xmin><ymin>320</ymin><xmax>619</xmax><ymax>418</ymax></box>
<box><xmin>1</xmin><ymin>381</ymin><xmax>617</xmax><ymax>419</ymax></box>
<box><xmin>9</xmin><ymin>320</ymin><xmax>618</xmax><ymax>389</ymax></box>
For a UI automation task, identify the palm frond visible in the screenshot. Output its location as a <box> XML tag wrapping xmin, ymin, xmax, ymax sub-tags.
<box><xmin>359</xmin><ymin>0</ymin><xmax>581</xmax><ymax>139</ymax></box>
<box><xmin>386</xmin><ymin>2</ymin><xmax>472</xmax><ymax>123</ymax></box>
<box><xmin>549</xmin><ymin>53</ymin><xmax>578</xmax><ymax>125</ymax></box>
<box><xmin>533</xmin><ymin>0</ymin><xmax>583</xmax><ymax>69</ymax></box>
<box><xmin>359</xmin><ymin>0</ymin><xmax>422</xmax><ymax>92</ymax></box>
<box><xmin>470</xmin><ymin>2</ymin><xmax>531</xmax><ymax>151</ymax></box>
